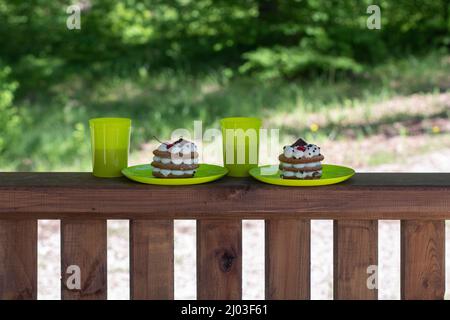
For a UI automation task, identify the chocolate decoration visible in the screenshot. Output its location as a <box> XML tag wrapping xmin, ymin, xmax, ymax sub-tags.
<box><xmin>169</xmin><ymin>138</ymin><xmax>183</xmax><ymax>146</ymax></box>
<box><xmin>164</xmin><ymin>137</ymin><xmax>185</xmax><ymax>149</ymax></box>
<box><xmin>291</xmin><ymin>138</ymin><xmax>308</xmax><ymax>147</ymax></box>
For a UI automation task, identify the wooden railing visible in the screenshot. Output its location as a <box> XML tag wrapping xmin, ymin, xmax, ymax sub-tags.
<box><xmin>0</xmin><ymin>172</ymin><xmax>448</xmax><ymax>300</ymax></box>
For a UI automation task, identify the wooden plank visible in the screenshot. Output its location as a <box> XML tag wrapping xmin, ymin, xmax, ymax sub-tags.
<box><xmin>265</xmin><ymin>219</ymin><xmax>310</xmax><ymax>299</ymax></box>
<box><xmin>197</xmin><ymin>220</ymin><xmax>241</xmax><ymax>300</ymax></box>
<box><xmin>61</xmin><ymin>219</ymin><xmax>107</xmax><ymax>300</ymax></box>
<box><xmin>1</xmin><ymin>173</ymin><xmax>450</xmax><ymax>220</ymax></box>
<box><xmin>0</xmin><ymin>220</ymin><xmax>37</xmax><ymax>299</ymax></box>
<box><xmin>4</xmin><ymin>172</ymin><xmax>450</xmax><ymax>187</ymax></box>
<box><xmin>401</xmin><ymin>220</ymin><xmax>445</xmax><ymax>300</ymax></box>
<box><xmin>334</xmin><ymin>220</ymin><xmax>378</xmax><ymax>300</ymax></box>
<box><xmin>130</xmin><ymin>220</ymin><xmax>174</xmax><ymax>299</ymax></box>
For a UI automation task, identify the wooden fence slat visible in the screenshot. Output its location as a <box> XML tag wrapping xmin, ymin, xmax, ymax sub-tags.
<box><xmin>61</xmin><ymin>220</ymin><xmax>107</xmax><ymax>300</ymax></box>
<box><xmin>265</xmin><ymin>219</ymin><xmax>310</xmax><ymax>299</ymax></box>
<box><xmin>197</xmin><ymin>220</ymin><xmax>241</xmax><ymax>300</ymax></box>
<box><xmin>334</xmin><ymin>220</ymin><xmax>378</xmax><ymax>300</ymax></box>
<box><xmin>130</xmin><ymin>220</ymin><xmax>174</xmax><ymax>299</ymax></box>
<box><xmin>0</xmin><ymin>220</ymin><xmax>37</xmax><ymax>300</ymax></box>
<box><xmin>401</xmin><ymin>220</ymin><xmax>445</xmax><ymax>300</ymax></box>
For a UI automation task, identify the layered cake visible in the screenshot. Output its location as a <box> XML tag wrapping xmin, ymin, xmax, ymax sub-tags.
<box><xmin>152</xmin><ymin>138</ymin><xmax>199</xmax><ymax>178</ymax></box>
<box><xmin>279</xmin><ymin>138</ymin><xmax>324</xmax><ymax>179</ymax></box>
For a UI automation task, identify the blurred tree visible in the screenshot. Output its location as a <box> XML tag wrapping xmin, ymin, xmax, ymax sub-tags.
<box><xmin>0</xmin><ymin>0</ymin><xmax>448</xmax><ymax>86</ymax></box>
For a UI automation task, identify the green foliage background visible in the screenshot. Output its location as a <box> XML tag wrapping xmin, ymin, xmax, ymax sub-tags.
<box><xmin>0</xmin><ymin>0</ymin><xmax>449</xmax><ymax>170</ymax></box>
<box><xmin>2</xmin><ymin>0</ymin><xmax>449</xmax><ymax>83</ymax></box>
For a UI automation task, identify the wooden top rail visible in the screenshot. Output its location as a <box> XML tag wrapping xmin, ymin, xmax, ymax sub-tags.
<box><xmin>0</xmin><ymin>172</ymin><xmax>450</xmax><ymax>220</ymax></box>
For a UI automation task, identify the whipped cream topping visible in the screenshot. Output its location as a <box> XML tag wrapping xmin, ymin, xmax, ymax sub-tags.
<box><xmin>283</xmin><ymin>146</ymin><xmax>294</xmax><ymax>158</ymax></box>
<box><xmin>158</xmin><ymin>144</ymin><xmax>168</xmax><ymax>152</ymax></box>
<box><xmin>281</xmin><ymin>170</ymin><xmax>322</xmax><ymax>178</ymax></box>
<box><xmin>152</xmin><ymin>167</ymin><xmax>195</xmax><ymax>176</ymax></box>
<box><xmin>283</xmin><ymin>143</ymin><xmax>320</xmax><ymax>159</ymax></box>
<box><xmin>157</xmin><ymin>140</ymin><xmax>197</xmax><ymax>155</ymax></box>
<box><xmin>305</xmin><ymin>144</ymin><xmax>320</xmax><ymax>157</ymax></box>
<box><xmin>153</xmin><ymin>156</ymin><xmax>199</xmax><ymax>165</ymax></box>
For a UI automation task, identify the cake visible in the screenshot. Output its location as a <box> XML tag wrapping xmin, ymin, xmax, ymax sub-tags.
<box><xmin>151</xmin><ymin>138</ymin><xmax>199</xmax><ymax>178</ymax></box>
<box><xmin>279</xmin><ymin>138</ymin><xmax>324</xmax><ymax>179</ymax></box>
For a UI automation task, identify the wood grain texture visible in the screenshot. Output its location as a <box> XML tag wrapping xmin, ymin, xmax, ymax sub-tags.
<box><xmin>61</xmin><ymin>220</ymin><xmax>107</xmax><ymax>300</ymax></box>
<box><xmin>0</xmin><ymin>220</ymin><xmax>37</xmax><ymax>299</ymax></box>
<box><xmin>130</xmin><ymin>220</ymin><xmax>174</xmax><ymax>299</ymax></box>
<box><xmin>334</xmin><ymin>220</ymin><xmax>378</xmax><ymax>300</ymax></box>
<box><xmin>1</xmin><ymin>173</ymin><xmax>450</xmax><ymax>220</ymax></box>
<box><xmin>401</xmin><ymin>220</ymin><xmax>445</xmax><ymax>300</ymax></box>
<box><xmin>197</xmin><ymin>220</ymin><xmax>241</xmax><ymax>300</ymax></box>
<box><xmin>265</xmin><ymin>219</ymin><xmax>310</xmax><ymax>299</ymax></box>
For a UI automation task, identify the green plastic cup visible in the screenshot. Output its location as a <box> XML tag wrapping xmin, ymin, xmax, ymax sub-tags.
<box><xmin>89</xmin><ymin>118</ymin><xmax>131</xmax><ymax>178</ymax></box>
<box><xmin>220</xmin><ymin>117</ymin><xmax>261</xmax><ymax>177</ymax></box>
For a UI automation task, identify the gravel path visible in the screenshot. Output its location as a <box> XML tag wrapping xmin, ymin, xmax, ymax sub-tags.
<box><xmin>362</xmin><ymin>149</ymin><xmax>450</xmax><ymax>172</ymax></box>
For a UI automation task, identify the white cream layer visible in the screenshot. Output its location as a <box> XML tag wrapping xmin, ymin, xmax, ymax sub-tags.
<box><xmin>281</xmin><ymin>170</ymin><xmax>322</xmax><ymax>178</ymax></box>
<box><xmin>153</xmin><ymin>156</ymin><xmax>199</xmax><ymax>165</ymax></box>
<box><xmin>152</xmin><ymin>167</ymin><xmax>195</xmax><ymax>176</ymax></box>
<box><xmin>280</xmin><ymin>161</ymin><xmax>321</xmax><ymax>169</ymax></box>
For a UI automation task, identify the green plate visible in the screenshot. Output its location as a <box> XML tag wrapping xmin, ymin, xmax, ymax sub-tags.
<box><xmin>122</xmin><ymin>164</ymin><xmax>228</xmax><ymax>185</ymax></box>
<box><xmin>249</xmin><ymin>164</ymin><xmax>355</xmax><ymax>187</ymax></box>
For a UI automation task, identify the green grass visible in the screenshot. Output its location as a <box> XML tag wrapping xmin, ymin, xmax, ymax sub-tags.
<box><xmin>1</xmin><ymin>52</ymin><xmax>450</xmax><ymax>171</ymax></box>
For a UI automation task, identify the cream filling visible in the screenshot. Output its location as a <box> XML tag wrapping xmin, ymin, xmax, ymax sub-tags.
<box><xmin>152</xmin><ymin>167</ymin><xmax>195</xmax><ymax>176</ymax></box>
<box><xmin>153</xmin><ymin>156</ymin><xmax>199</xmax><ymax>165</ymax></box>
<box><xmin>280</xmin><ymin>161</ymin><xmax>321</xmax><ymax>169</ymax></box>
<box><xmin>282</xmin><ymin>170</ymin><xmax>322</xmax><ymax>178</ymax></box>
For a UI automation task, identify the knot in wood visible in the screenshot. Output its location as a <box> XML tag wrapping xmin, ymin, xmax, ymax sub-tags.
<box><xmin>216</xmin><ymin>249</ymin><xmax>236</xmax><ymax>272</ymax></box>
<box><xmin>227</xmin><ymin>185</ymin><xmax>251</xmax><ymax>200</ymax></box>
